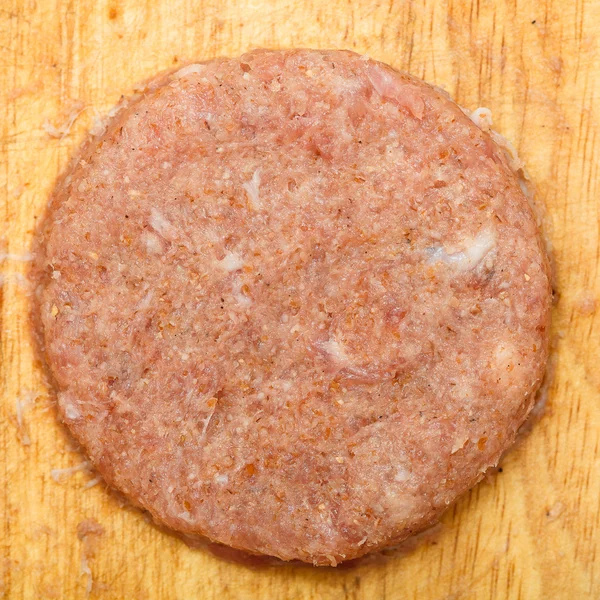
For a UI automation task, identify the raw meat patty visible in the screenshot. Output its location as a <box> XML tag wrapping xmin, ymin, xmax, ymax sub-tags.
<box><xmin>32</xmin><ymin>49</ymin><xmax>552</xmax><ymax>566</ymax></box>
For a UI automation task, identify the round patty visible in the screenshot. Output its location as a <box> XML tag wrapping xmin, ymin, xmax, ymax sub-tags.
<box><xmin>33</xmin><ymin>49</ymin><xmax>552</xmax><ymax>566</ymax></box>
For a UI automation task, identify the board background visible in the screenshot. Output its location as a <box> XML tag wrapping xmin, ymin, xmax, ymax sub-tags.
<box><xmin>1</xmin><ymin>0</ymin><xmax>599</xmax><ymax>597</ymax></box>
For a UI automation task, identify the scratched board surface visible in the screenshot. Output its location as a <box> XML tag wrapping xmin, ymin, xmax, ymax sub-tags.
<box><xmin>1</xmin><ymin>0</ymin><xmax>599</xmax><ymax>598</ymax></box>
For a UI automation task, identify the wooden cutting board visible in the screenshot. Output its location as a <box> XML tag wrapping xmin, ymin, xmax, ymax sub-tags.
<box><xmin>1</xmin><ymin>0</ymin><xmax>599</xmax><ymax>598</ymax></box>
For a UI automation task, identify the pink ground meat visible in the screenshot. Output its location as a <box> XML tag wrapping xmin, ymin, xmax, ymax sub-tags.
<box><xmin>32</xmin><ymin>49</ymin><xmax>552</xmax><ymax>566</ymax></box>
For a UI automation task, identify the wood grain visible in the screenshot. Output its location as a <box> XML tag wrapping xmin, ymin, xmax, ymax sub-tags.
<box><xmin>1</xmin><ymin>0</ymin><xmax>599</xmax><ymax>598</ymax></box>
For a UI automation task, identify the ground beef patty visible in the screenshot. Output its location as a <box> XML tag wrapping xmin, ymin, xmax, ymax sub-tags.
<box><xmin>32</xmin><ymin>49</ymin><xmax>552</xmax><ymax>566</ymax></box>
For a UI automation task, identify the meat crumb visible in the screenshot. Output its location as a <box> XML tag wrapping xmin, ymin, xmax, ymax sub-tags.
<box><xmin>77</xmin><ymin>518</ymin><xmax>105</xmax><ymax>540</ymax></box>
<box><xmin>469</xmin><ymin>107</ymin><xmax>493</xmax><ymax>132</ymax></box>
<box><xmin>546</xmin><ymin>501</ymin><xmax>565</xmax><ymax>522</ymax></box>
<box><xmin>14</xmin><ymin>390</ymin><xmax>38</xmax><ymax>446</ymax></box>
<box><xmin>51</xmin><ymin>461</ymin><xmax>93</xmax><ymax>483</ymax></box>
<box><xmin>83</xmin><ymin>477</ymin><xmax>102</xmax><ymax>489</ymax></box>
<box><xmin>7</xmin><ymin>80</ymin><xmax>43</xmax><ymax>100</ymax></box>
<box><xmin>77</xmin><ymin>519</ymin><xmax>105</xmax><ymax>597</ymax></box>
<box><xmin>42</xmin><ymin>100</ymin><xmax>86</xmax><ymax>139</ymax></box>
<box><xmin>575</xmin><ymin>289</ymin><xmax>597</xmax><ymax>316</ymax></box>
<box><xmin>242</xmin><ymin>169</ymin><xmax>261</xmax><ymax>209</ymax></box>
<box><xmin>11</xmin><ymin>185</ymin><xmax>25</xmax><ymax>198</ymax></box>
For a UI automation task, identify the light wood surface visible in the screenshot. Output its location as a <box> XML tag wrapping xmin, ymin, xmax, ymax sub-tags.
<box><xmin>1</xmin><ymin>0</ymin><xmax>599</xmax><ymax>598</ymax></box>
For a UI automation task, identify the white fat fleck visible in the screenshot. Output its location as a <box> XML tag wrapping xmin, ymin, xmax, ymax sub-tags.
<box><xmin>451</xmin><ymin>381</ymin><xmax>473</xmax><ymax>404</ymax></box>
<box><xmin>242</xmin><ymin>169</ymin><xmax>261</xmax><ymax>209</ymax></box>
<box><xmin>367</xmin><ymin>63</ymin><xmax>394</xmax><ymax>98</ymax></box>
<box><xmin>143</xmin><ymin>232</ymin><xmax>162</xmax><ymax>254</ymax></box>
<box><xmin>232</xmin><ymin>279</ymin><xmax>252</xmax><ymax>308</ymax></box>
<box><xmin>137</xmin><ymin>290</ymin><xmax>154</xmax><ymax>310</ymax></box>
<box><xmin>90</xmin><ymin>105</ymin><xmax>124</xmax><ymax>137</ymax></box>
<box><xmin>214</xmin><ymin>474</ymin><xmax>229</xmax><ymax>485</ymax></box>
<box><xmin>234</xmin><ymin>293</ymin><xmax>252</xmax><ymax>308</ymax></box>
<box><xmin>107</xmin><ymin>105</ymin><xmax>122</xmax><ymax>119</ymax></box>
<box><xmin>179</xmin><ymin>511</ymin><xmax>195</xmax><ymax>524</ymax></box>
<box><xmin>451</xmin><ymin>436</ymin><xmax>469</xmax><ymax>454</ymax></box>
<box><xmin>191</xmin><ymin>391</ymin><xmax>219</xmax><ymax>440</ymax></box>
<box><xmin>90</xmin><ymin>103</ymin><xmax>123</xmax><ymax>136</ymax></box>
<box><xmin>394</xmin><ymin>467</ymin><xmax>411</xmax><ymax>482</ymax></box>
<box><xmin>518</xmin><ymin>177</ymin><xmax>532</xmax><ymax>199</ymax></box>
<box><xmin>469</xmin><ymin>107</ymin><xmax>493</xmax><ymax>132</ymax></box>
<box><xmin>428</xmin><ymin>229</ymin><xmax>496</xmax><ymax>272</ymax></box>
<box><xmin>174</xmin><ymin>63</ymin><xmax>206</xmax><ymax>79</ymax></box>
<box><xmin>494</xmin><ymin>343</ymin><xmax>516</xmax><ymax>372</ymax></box>
<box><xmin>64</xmin><ymin>403</ymin><xmax>81</xmax><ymax>420</ymax></box>
<box><xmin>149</xmin><ymin>208</ymin><xmax>174</xmax><ymax>238</ymax></box>
<box><xmin>90</xmin><ymin>114</ymin><xmax>107</xmax><ymax>137</ymax></box>
<box><xmin>318</xmin><ymin>338</ymin><xmax>349</xmax><ymax>364</ymax></box>
<box><xmin>490</xmin><ymin>130</ymin><xmax>525</xmax><ymax>172</ymax></box>
<box><xmin>274</xmin><ymin>379</ymin><xmax>293</xmax><ymax>392</ymax></box>
<box><xmin>381</xmin><ymin>488</ymin><xmax>416</xmax><ymax>522</ymax></box>
<box><xmin>218</xmin><ymin>251</ymin><xmax>244</xmax><ymax>272</ymax></box>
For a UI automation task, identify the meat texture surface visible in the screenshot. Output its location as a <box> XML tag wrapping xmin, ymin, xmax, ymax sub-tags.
<box><xmin>32</xmin><ymin>49</ymin><xmax>552</xmax><ymax>566</ymax></box>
